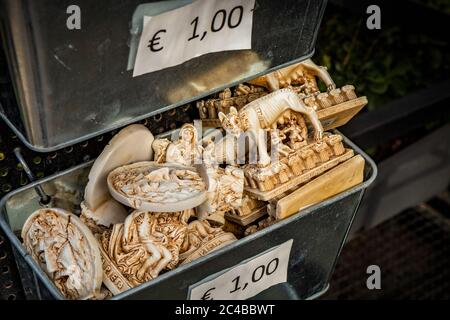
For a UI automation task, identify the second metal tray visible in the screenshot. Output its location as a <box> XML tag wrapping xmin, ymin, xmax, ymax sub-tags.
<box><xmin>0</xmin><ymin>134</ymin><xmax>377</xmax><ymax>300</ymax></box>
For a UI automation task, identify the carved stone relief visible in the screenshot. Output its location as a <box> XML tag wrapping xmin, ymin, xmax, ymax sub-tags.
<box><xmin>21</xmin><ymin>208</ymin><xmax>102</xmax><ymax>299</ymax></box>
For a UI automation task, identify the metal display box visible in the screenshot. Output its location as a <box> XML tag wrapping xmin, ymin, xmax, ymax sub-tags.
<box><xmin>0</xmin><ymin>135</ymin><xmax>377</xmax><ymax>300</ymax></box>
<box><xmin>0</xmin><ymin>0</ymin><xmax>377</xmax><ymax>301</ymax></box>
<box><xmin>0</xmin><ymin>0</ymin><xmax>327</xmax><ymax>151</ymax></box>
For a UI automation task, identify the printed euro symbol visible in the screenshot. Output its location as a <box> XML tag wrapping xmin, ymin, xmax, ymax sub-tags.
<box><xmin>201</xmin><ymin>287</ymin><xmax>215</xmax><ymax>300</ymax></box>
<box><xmin>148</xmin><ymin>29</ymin><xmax>166</xmax><ymax>52</ymax></box>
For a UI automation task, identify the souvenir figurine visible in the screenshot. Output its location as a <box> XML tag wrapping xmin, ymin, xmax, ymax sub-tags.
<box><xmin>100</xmin><ymin>210</ymin><xmax>193</xmax><ymax>295</ymax></box>
<box><xmin>81</xmin><ymin>124</ymin><xmax>154</xmax><ymax>233</ymax></box>
<box><xmin>165</xmin><ymin>124</ymin><xmax>203</xmax><ymax>166</ymax></box>
<box><xmin>179</xmin><ymin>220</ymin><xmax>237</xmax><ymax>265</ymax></box>
<box><xmin>153</xmin><ymin>124</ymin><xmax>246</xmax><ymax>223</ymax></box>
<box><xmin>218</xmin><ymin>89</ymin><xmax>324</xmax><ymax>166</ymax></box>
<box><xmin>18</xmin><ymin>54</ymin><xmax>370</xmax><ymax>300</ymax></box>
<box><xmin>21</xmin><ymin>208</ymin><xmax>103</xmax><ymax>299</ymax></box>
<box><xmin>196</xmin><ymin>164</ymin><xmax>245</xmax><ymax>224</ymax></box>
<box><xmin>107</xmin><ymin>162</ymin><xmax>207</xmax><ymax>212</ymax></box>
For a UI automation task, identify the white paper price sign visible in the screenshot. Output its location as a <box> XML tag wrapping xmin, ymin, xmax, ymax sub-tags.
<box><xmin>188</xmin><ymin>239</ymin><xmax>293</xmax><ymax>300</ymax></box>
<box><xmin>133</xmin><ymin>0</ymin><xmax>255</xmax><ymax>77</ymax></box>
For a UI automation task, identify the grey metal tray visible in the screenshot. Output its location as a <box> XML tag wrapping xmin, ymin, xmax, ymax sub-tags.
<box><xmin>0</xmin><ymin>0</ymin><xmax>327</xmax><ymax>151</ymax></box>
<box><xmin>0</xmin><ymin>134</ymin><xmax>377</xmax><ymax>300</ymax></box>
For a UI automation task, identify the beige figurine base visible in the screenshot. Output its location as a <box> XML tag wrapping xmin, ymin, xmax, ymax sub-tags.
<box><xmin>179</xmin><ymin>220</ymin><xmax>237</xmax><ymax>265</ymax></box>
<box><xmin>244</xmin><ymin>143</ymin><xmax>354</xmax><ymax>201</ymax></box>
<box><xmin>245</xmin><ymin>149</ymin><xmax>354</xmax><ymax>201</ymax></box>
<box><xmin>99</xmin><ymin>245</ymin><xmax>133</xmax><ymax>295</ymax></box>
<box><xmin>198</xmin><ymin>84</ymin><xmax>367</xmax><ymax>132</ymax></box>
<box><xmin>317</xmin><ymin>96</ymin><xmax>368</xmax><ymax>131</ymax></box>
<box><xmin>180</xmin><ymin>232</ymin><xmax>237</xmax><ymax>265</ymax></box>
<box><xmin>224</xmin><ymin>195</ymin><xmax>268</xmax><ymax>226</ymax></box>
<box><xmin>225</xmin><ymin>205</ymin><xmax>267</xmax><ymax>226</ymax></box>
<box><xmin>273</xmin><ymin>155</ymin><xmax>365</xmax><ymax>219</ymax></box>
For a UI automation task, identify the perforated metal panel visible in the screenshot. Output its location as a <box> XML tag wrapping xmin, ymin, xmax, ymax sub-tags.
<box><xmin>0</xmin><ymin>228</ymin><xmax>24</xmax><ymax>300</ymax></box>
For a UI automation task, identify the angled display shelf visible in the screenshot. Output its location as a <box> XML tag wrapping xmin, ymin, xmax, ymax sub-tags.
<box><xmin>0</xmin><ymin>0</ymin><xmax>327</xmax><ymax>151</ymax></box>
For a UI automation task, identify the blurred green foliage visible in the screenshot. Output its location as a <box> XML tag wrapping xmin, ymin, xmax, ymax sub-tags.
<box><xmin>315</xmin><ymin>4</ymin><xmax>450</xmax><ymax>111</ymax></box>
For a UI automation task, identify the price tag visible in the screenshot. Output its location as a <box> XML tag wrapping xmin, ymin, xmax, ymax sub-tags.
<box><xmin>133</xmin><ymin>0</ymin><xmax>255</xmax><ymax>77</ymax></box>
<box><xmin>188</xmin><ymin>239</ymin><xmax>293</xmax><ymax>300</ymax></box>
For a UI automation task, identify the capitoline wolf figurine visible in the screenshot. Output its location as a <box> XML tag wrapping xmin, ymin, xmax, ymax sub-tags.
<box><xmin>218</xmin><ymin>88</ymin><xmax>324</xmax><ymax>166</ymax></box>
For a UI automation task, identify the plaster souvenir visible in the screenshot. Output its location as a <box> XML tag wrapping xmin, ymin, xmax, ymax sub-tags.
<box><xmin>107</xmin><ymin>162</ymin><xmax>207</xmax><ymax>212</ymax></box>
<box><xmin>218</xmin><ymin>89</ymin><xmax>324</xmax><ymax>166</ymax></box>
<box><xmin>179</xmin><ymin>220</ymin><xmax>237</xmax><ymax>265</ymax></box>
<box><xmin>21</xmin><ymin>208</ymin><xmax>102</xmax><ymax>299</ymax></box>
<box><xmin>100</xmin><ymin>210</ymin><xmax>192</xmax><ymax>294</ymax></box>
<box><xmin>82</xmin><ymin>124</ymin><xmax>154</xmax><ymax>232</ymax></box>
